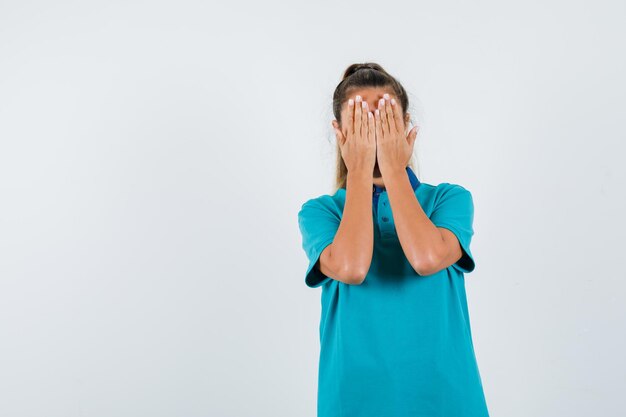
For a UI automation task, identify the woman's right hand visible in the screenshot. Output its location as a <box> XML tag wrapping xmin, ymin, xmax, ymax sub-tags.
<box><xmin>332</xmin><ymin>95</ymin><xmax>377</xmax><ymax>174</ymax></box>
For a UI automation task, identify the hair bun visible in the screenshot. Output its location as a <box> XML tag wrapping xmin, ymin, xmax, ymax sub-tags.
<box><xmin>342</xmin><ymin>62</ymin><xmax>386</xmax><ymax>80</ymax></box>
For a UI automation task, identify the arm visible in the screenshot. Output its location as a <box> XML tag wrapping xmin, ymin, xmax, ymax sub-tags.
<box><xmin>317</xmin><ymin>169</ymin><xmax>374</xmax><ymax>285</ymax></box>
<box><xmin>305</xmin><ymin>94</ymin><xmax>377</xmax><ymax>286</ymax></box>
<box><xmin>383</xmin><ymin>169</ymin><xmax>463</xmax><ymax>276</ymax></box>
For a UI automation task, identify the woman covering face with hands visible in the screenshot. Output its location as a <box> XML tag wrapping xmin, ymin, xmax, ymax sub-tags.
<box><xmin>331</xmin><ymin>90</ymin><xmax>420</xmax><ymax>187</ymax></box>
<box><xmin>298</xmin><ymin>63</ymin><xmax>490</xmax><ymax>417</ymax></box>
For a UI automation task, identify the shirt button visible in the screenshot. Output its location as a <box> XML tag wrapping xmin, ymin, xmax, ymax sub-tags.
<box><xmin>382</xmin><ymin>216</ymin><xmax>389</xmax><ymax>222</ymax></box>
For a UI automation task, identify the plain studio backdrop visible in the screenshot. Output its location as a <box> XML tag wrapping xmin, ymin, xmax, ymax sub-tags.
<box><xmin>1</xmin><ymin>1</ymin><xmax>625</xmax><ymax>416</ymax></box>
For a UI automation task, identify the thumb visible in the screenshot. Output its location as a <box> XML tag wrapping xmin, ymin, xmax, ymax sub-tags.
<box><xmin>407</xmin><ymin>125</ymin><xmax>419</xmax><ymax>148</ymax></box>
<box><xmin>332</xmin><ymin>121</ymin><xmax>346</xmax><ymax>146</ymax></box>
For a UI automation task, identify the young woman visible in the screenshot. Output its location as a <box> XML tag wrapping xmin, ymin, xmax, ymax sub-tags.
<box><xmin>297</xmin><ymin>63</ymin><xmax>490</xmax><ymax>417</ymax></box>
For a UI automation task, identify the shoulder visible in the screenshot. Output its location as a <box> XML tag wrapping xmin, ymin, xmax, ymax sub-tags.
<box><xmin>418</xmin><ymin>182</ymin><xmax>474</xmax><ymax>215</ymax></box>
<box><xmin>298</xmin><ymin>189</ymin><xmax>346</xmax><ymax>218</ymax></box>
<box><xmin>418</xmin><ymin>181</ymin><xmax>472</xmax><ymax>199</ymax></box>
<box><xmin>436</xmin><ymin>182</ymin><xmax>472</xmax><ymax>197</ymax></box>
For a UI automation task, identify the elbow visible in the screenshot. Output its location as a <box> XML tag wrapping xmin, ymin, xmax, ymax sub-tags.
<box><xmin>328</xmin><ymin>248</ymin><xmax>371</xmax><ymax>285</ymax></box>
<box><xmin>413</xmin><ymin>263</ymin><xmax>435</xmax><ymax>276</ymax></box>
<box><xmin>336</xmin><ymin>264</ymin><xmax>368</xmax><ymax>285</ymax></box>
<box><xmin>350</xmin><ymin>269</ymin><xmax>368</xmax><ymax>285</ymax></box>
<box><xmin>410</xmin><ymin>252</ymin><xmax>439</xmax><ymax>276</ymax></box>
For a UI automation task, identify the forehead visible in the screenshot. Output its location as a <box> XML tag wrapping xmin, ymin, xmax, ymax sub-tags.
<box><xmin>344</xmin><ymin>86</ymin><xmax>396</xmax><ymax>103</ymax></box>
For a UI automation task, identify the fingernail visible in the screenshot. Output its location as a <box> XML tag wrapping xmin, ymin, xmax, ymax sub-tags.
<box><xmin>391</xmin><ymin>98</ymin><xmax>396</xmax><ymax>106</ymax></box>
<box><xmin>383</xmin><ymin>93</ymin><xmax>390</xmax><ymax>100</ymax></box>
<box><xmin>349</xmin><ymin>99</ymin><xmax>354</xmax><ymax>106</ymax></box>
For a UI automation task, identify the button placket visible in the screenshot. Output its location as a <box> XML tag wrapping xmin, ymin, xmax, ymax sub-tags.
<box><xmin>378</xmin><ymin>193</ymin><xmax>395</xmax><ymax>238</ymax></box>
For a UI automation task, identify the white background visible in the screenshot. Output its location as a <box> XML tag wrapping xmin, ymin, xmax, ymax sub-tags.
<box><xmin>1</xmin><ymin>1</ymin><xmax>625</xmax><ymax>416</ymax></box>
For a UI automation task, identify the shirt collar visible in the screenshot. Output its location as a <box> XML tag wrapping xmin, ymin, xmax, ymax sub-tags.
<box><xmin>373</xmin><ymin>166</ymin><xmax>421</xmax><ymax>193</ymax></box>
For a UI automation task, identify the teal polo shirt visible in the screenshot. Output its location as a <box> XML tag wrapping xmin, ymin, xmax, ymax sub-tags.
<box><xmin>297</xmin><ymin>167</ymin><xmax>489</xmax><ymax>417</ymax></box>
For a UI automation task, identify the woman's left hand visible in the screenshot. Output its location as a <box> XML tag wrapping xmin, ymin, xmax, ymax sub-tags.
<box><xmin>375</xmin><ymin>93</ymin><xmax>419</xmax><ymax>176</ymax></box>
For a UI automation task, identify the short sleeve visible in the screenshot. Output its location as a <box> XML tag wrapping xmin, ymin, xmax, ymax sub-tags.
<box><xmin>429</xmin><ymin>184</ymin><xmax>476</xmax><ymax>274</ymax></box>
<box><xmin>297</xmin><ymin>198</ymin><xmax>341</xmax><ymax>288</ymax></box>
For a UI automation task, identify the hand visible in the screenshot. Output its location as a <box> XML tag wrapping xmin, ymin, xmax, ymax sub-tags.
<box><xmin>332</xmin><ymin>95</ymin><xmax>377</xmax><ymax>174</ymax></box>
<box><xmin>374</xmin><ymin>93</ymin><xmax>419</xmax><ymax>176</ymax></box>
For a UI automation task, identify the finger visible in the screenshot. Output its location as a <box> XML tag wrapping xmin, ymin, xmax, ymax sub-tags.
<box><xmin>384</xmin><ymin>94</ymin><xmax>395</xmax><ymax>133</ymax></box>
<box><xmin>407</xmin><ymin>125</ymin><xmax>419</xmax><ymax>149</ymax></box>
<box><xmin>355</xmin><ymin>95</ymin><xmax>363</xmax><ymax>139</ymax></box>
<box><xmin>378</xmin><ymin>98</ymin><xmax>389</xmax><ymax>136</ymax></box>
<box><xmin>391</xmin><ymin>97</ymin><xmax>404</xmax><ymax>133</ymax></box>
<box><xmin>375</xmin><ymin>106</ymin><xmax>383</xmax><ymax>143</ymax></box>
<box><xmin>367</xmin><ymin>109</ymin><xmax>375</xmax><ymax>145</ymax></box>
<box><xmin>346</xmin><ymin>97</ymin><xmax>355</xmax><ymax>139</ymax></box>
<box><xmin>361</xmin><ymin>100</ymin><xmax>369</xmax><ymax>140</ymax></box>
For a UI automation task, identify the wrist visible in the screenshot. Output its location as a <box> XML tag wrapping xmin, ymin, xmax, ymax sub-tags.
<box><xmin>380</xmin><ymin>165</ymin><xmax>405</xmax><ymax>179</ymax></box>
<box><xmin>347</xmin><ymin>169</ymin><xmax>373</xmax><ymax>178</ymax></box>
<box><xmin>347</xmin><ymin>169</ymin><xmax>373</xmax><ymax>186</ymax></box>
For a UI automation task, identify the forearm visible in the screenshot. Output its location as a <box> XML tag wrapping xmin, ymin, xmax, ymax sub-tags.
<box><xmin>383</xmin><ymin>168</ymin><xmax>445</xmax><ymax>274</ymax></box>
<box><xmin>329</xmin><ymin>169</ymin><xmax>374</xmax><ymax>281</ymax></box>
